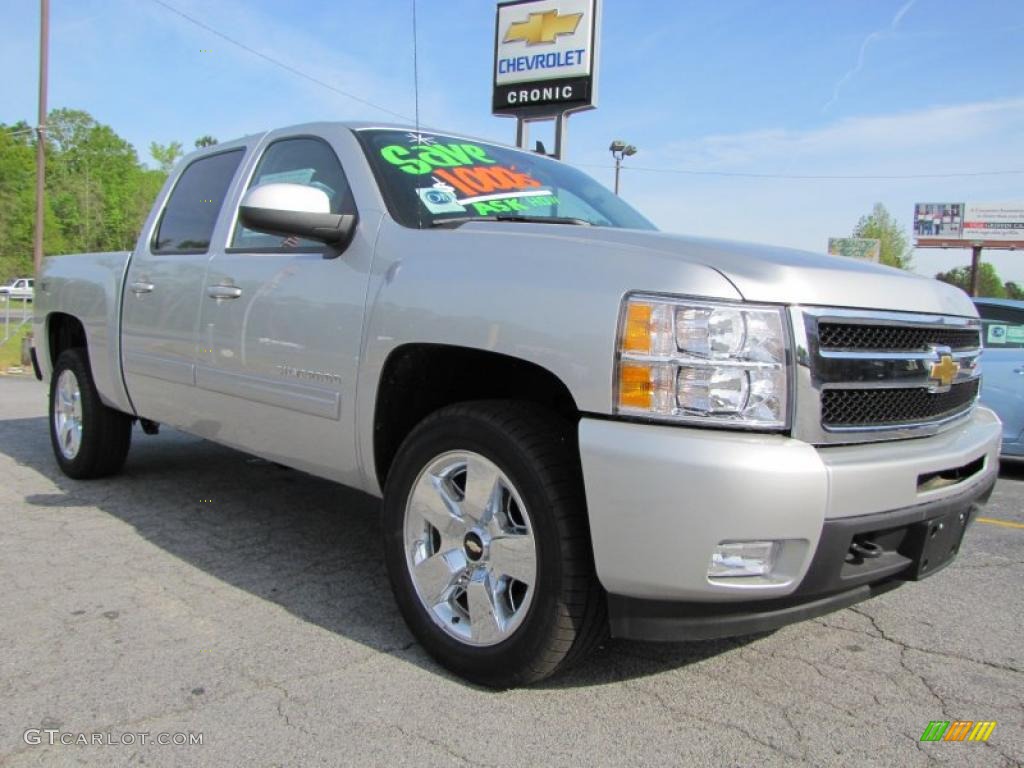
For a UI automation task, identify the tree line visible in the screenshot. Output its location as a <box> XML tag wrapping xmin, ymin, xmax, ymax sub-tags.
<box><xmin>0</xmin><ymin>108</ymin><xmax>214</xmax><ymax>282</ymax></box>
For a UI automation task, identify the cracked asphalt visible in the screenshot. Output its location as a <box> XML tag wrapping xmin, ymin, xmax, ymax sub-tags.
<box><xmin>1</xmin><ymin>375</ymin><xmax>1022</xmax><ymax>767</ymax></box>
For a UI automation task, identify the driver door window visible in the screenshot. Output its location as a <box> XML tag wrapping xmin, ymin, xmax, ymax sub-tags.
<box><xmin>231</xmin><ymin>137</ymin><xmax>356</xmax><ymax>251</ymax></box>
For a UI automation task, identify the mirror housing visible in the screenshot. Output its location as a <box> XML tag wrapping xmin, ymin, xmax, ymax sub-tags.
<box><xmin>238</xmin><ymin>183</ymin><xmax>356</xmax><ymax>248</ymax></box>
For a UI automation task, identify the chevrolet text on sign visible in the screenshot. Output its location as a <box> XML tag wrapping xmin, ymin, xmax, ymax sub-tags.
<box><xmin>493</xmin><ymin>0</ymin><xmax>599</xmax><ymax>115</ymax></box>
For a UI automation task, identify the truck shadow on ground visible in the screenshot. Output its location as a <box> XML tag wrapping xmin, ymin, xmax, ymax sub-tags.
<box><xmin>2</xmin><ymin>415</ymin><xmax>760</xmax><ymax>689</ymax></box>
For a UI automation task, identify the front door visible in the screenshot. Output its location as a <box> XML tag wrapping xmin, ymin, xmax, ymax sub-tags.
<box><xmin>194</xmin><ymin>136</ymin><xmax>372</xmax><ymax>484</ymax></box>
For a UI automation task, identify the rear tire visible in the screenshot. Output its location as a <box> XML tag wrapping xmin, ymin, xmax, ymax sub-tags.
<box><xmin>49</xmin><ymin>348</ymin><xmax>132</xmax><ymax>479</ymax></box>
<box><xmin>382</xmin><ymin>401</ymin><xmax>606</xmax><ymax>687</ymax></box>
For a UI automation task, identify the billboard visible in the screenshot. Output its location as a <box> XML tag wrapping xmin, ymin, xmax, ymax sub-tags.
<box><xmin>828</xmin><ymin>238</ymin><xmax>881</xmax><ymax>263</ymax></box>
<box><xmin>493</xmin><ymin>0</ymin><xmax>600</xmax><ymax>117</ymax></box>
<box><xmin>914</xmin><ymin>201</ymin><xmax>1024</xmax><ymax>248</ymax></box>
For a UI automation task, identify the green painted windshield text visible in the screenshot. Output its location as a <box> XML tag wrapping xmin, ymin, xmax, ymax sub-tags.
<box><xmin>381</xmin><ymin>144</ymin><xmax>498</xmax><ymax>175</ymax></box>
<box><xmin>471</xmin><ymin>195</ymin><xmax>560</xmax><ymax>216</ymax></box>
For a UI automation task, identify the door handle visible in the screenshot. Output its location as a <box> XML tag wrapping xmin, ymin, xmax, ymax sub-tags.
<box><xmin>130</xmin><ymin>281</ymin><xmax>155</xmax><ymax>295</ymax></box>
<box><xmin>1014</xmin><ymin>367</ymin><xmax>1024</xmax><ymax>375</ymax></box>
<box><xmin>207</xmin><ymin>284</ymin><xmax>243</xmax><ymax>300</ymax></box>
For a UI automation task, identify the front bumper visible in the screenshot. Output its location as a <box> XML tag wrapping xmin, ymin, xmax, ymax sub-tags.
<box><xmin>578</xmin><ymin>407</ymin><xmax>1001</xmax><ymax>639</ymax></box>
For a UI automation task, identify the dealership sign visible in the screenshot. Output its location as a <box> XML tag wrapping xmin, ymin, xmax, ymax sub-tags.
<box><xmin>493</xmin><ymin>0</ymin><xmax>600</xmax><ymax>116</ymax></box>
<box><xmin>914</xmin><ymin>202</ymin><xmax>1024</xmax><ymax>248</ymax></box>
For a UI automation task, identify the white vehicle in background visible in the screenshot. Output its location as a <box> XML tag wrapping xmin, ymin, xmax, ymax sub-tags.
<box><xmin>0</xmin><ymin>277</ymin><xmax>34</xmax><ymax>302</ymax></box>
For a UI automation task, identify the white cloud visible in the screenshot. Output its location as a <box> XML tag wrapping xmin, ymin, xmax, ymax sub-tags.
<box><xmin>657</xmin><ymin>98</ymin><xmax>1024</xmax><ymax>174</ymax></box>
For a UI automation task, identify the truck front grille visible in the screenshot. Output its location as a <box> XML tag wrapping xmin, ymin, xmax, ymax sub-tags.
<box><xmin>822</xmin><ymin>380</ymin><xmax>981</xmax><ymax>428</ymax></box>
<box><xmin>793</xmin><ymin>308</ymin><xmax>983</xmax><ymax>443</ymax></box>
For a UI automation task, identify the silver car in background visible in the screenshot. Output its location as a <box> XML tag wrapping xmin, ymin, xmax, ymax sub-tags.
<box><xmin>974</xmin><ymin>298</ymin><xmax>1024</xmax><ymax>458</ymax></box>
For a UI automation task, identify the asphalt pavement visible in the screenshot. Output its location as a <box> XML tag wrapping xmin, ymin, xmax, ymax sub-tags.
<box><xmin>0</xmin><ymin>375</ymin><xmax>1021</xmax><ymax>767</ymax></box>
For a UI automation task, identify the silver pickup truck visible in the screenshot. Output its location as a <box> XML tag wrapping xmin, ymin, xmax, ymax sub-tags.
<box><xmin>33</xmin><ymin>122</ymin><xmax>1001</xmax><ymax>687</ymax></box>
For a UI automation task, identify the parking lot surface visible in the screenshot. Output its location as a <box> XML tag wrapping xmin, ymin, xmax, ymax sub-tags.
<box><xmin>1</xmin><ymin>375</ymin><xmax>1021</xmax><ymax>767</ymax></box>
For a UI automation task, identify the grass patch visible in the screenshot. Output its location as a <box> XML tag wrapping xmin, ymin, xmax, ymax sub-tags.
<box><xmin>0</xmin><ymin>323</ymin><xmax>32</xmax><ymax>371</ymax></box>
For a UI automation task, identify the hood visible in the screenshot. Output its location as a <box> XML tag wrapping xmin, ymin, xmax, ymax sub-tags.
<box><xmin>472</xmin><ymin>224</ymin><xmax>976</xmax><ymax>317</ymax></box>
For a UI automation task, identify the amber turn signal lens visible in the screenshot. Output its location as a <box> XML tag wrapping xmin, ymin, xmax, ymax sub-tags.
<box><xmin>623</xmin><ymin>302</ymin><xmax>652</xmax><ymax>353</ymax></box>
<box><xmin>618</xmin><ymin>362</ymin><xmax>653</xmax><ymax>409</ymax></box>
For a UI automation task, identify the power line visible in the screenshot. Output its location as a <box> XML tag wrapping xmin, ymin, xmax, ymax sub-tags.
<box><xmin>575</xmin><ymin>163</ymin><xmax>1024</xmax><ymax>181</ymax></box>
<box><xmin>148</xmin><ymin>0</ymin><xmax>413</xmax><ymax>123</ymax></box>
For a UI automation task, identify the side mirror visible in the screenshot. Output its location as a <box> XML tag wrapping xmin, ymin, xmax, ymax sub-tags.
<box><xmin>238</xmin><ymin>183</ymin><xmax>356</xmax><ymax>248</ymax></box>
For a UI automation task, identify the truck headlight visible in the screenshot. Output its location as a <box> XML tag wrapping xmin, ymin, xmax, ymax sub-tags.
<box><xmin>616</xmin><ymin>295</ymin><xmax>791</xmax><ymax>429</ymax></box>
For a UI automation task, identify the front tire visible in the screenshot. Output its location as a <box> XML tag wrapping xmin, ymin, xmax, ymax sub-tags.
<box><xmin>49</xmin><ymin>348</ymin><xmax>132</xmax><ymax>479</ymax></box>
<box><xmin>382</xmin><ymin>401</ymin><xmax>606</xmax><ymax>687</ymax></box>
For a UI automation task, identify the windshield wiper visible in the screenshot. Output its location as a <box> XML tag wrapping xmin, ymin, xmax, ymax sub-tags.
<box><xmin>494</xmin><ymin>215</ymin><xmax>591</xmax><ymax>226</ymax></box>
<box><xmin>428</xmin><ymin>216</ymin><xmax>481</xmax><ymax>228</ymax></box>
<box><xmin>429</xmin><ymin>215</ymin><xmax>592</xmax><ymax>228</ymax></box>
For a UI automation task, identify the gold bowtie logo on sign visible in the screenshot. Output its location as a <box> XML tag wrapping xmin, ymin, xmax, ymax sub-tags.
<box><xmin>504</xmin><ymin>10</ymin><xmax>583</xmax><ymax>46</ymax></box>
<box><xmin>929</xmin><ymin>354</ymin><xmax>960</xmax><ymax>391</ymax></box>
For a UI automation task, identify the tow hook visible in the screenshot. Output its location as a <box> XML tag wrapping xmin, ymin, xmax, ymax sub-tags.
<box><xmin>849</xmin><ymin>539</ymin><xmax>883</xmax><ymax>560</ymax></box>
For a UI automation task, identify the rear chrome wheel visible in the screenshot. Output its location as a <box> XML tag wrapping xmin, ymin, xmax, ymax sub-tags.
<box><xmin>404</xmin><ymin>450</ymin><xmax>537</xmax><ymax>647</ymax></box>
<box><xmin>49</xmin><ymin>348</ymin><xmax>132</xmax><ymax>479</ymax></box>
<box><xmin>53</xmin><ymin>369</ymin><xmax>83</xmax><ymax>460</ymax></box>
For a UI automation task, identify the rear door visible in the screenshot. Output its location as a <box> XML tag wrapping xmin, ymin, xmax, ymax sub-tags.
<box><xmin>121</xmin><ymin>148</ymin><xmax>246</xmax><ymax>426</ymax></box>
<box><xmin>192</xmin><ymin>134</ymin><xmax>373</xmax><ymax>484</ymax></box>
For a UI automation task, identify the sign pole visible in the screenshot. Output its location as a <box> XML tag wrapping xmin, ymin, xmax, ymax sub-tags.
<box><xmin>553</xmin><ymin>112</ymin><xmax>568</xmax><ymax>160</ymax></box>
<box><xmin>33</xmin><ymin>0</ymin><xmax>49</xmax><ymax>278</ymax></box>
<box><xmin>969</xmin><ymin>245</ymin><xmax>982</xmax><ymax>297</ymax></box>
<box><xmin>515</xmin><ymin>118</ymin><xmax>529</xmax><ymax>151</ymax></box>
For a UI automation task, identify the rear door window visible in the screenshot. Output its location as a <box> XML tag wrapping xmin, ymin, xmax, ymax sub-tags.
<box><xmin>153</xmin><ymin>149</ymin><xmax>245</xmax><ymax>253</ymax></box>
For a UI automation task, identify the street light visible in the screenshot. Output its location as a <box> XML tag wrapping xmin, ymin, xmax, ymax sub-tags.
<box><xmin>609</xmin><ymin>140</ymin><xmax>637</xmax><ymax>195</ymax></box>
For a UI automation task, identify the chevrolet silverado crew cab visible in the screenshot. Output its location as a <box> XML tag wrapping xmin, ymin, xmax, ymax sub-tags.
<box><xmin>33</xmin><ymin>122</ymin><xmax>1001</xmax><ymax>687</ymax></box>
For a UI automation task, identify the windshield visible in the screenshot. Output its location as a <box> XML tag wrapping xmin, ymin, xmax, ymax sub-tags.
<box><xmin>355</xmin><ymin>129</ymin><xmax>656</xmax><ymax>230</ymax></box>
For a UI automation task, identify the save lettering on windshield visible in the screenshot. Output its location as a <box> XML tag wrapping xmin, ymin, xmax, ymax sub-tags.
<box><xmin>355</xmin><ymin>129</ymin><xmax>655</xmax><ymax>231</ymax></box>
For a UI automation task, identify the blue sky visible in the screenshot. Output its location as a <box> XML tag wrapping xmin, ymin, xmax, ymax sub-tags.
<box><xmin>3</xmin><ymin>0</ymin><xmax>1023</xmax><ymax>280</ymax></box>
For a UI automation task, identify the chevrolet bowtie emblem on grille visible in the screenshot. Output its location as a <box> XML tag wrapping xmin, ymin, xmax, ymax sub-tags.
<box><xmin>504</xmin><ymin>10</ymin><xmax>583</xmax><ymax>46</ymax></box>
<box><xmin>928</xmin><ymin>354</ymin><xmax>960</xmax><ymax>392</ymax></box>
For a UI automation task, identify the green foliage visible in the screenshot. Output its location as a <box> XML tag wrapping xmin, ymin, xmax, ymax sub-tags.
<box><xmin>0</xmin><ymin>109</ymin><xmax>176</xmax><ymax>280</ymax></box>
<box><xmin>852</xmin><ymin>203</ymin><xmax>913</xmax><ymax>270</ymax></box>
<box><xmin>1005</xmin><ymin>281</ymin><xmax>1024</xmax><ymax>301</ymax></box>
<box><xmin>194</xmin><ymin>135</ymin><xmax>218</xmax><ymax>148</ymax></box>
<box><xmin>0</xmin><ymin>124</ymin><xmax>63</xmax><ymax>281</ymax></box>
<box><xmin>934</xmin><ymin>263</ymin><xmax>1007</xmax><ymax>298</ymax></box>
<box><xmin>149</xmin><ymin>140</ymin><xmax>184</xmax><ymax>173</ymax></box>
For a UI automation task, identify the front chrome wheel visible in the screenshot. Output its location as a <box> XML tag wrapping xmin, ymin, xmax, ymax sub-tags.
<box><xmin>54</xmin><ymin>369</ymin><xmax>83</xmax><ymax>460</ymax></box>
<box><xmin>404</xmin><ymin>450</ymin><xmax>537</xmax><ymax>647</ymax></box>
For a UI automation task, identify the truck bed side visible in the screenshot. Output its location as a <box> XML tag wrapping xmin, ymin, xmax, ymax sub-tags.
<box><xmin>34</xmin><ymin>251</ymin><xmax>135</xmax><ymax>415</ymax></box>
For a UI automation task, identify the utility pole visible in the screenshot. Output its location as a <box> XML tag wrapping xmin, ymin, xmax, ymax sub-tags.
<box><xmin>969</xmin><ymin>244</ymin><xmax>982</xmax><ymax>297</ymax></box>
<box><xmin>33</xmin><ymin>0</ymin><xmax>50</xmax><ymax>277</ymax></box>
